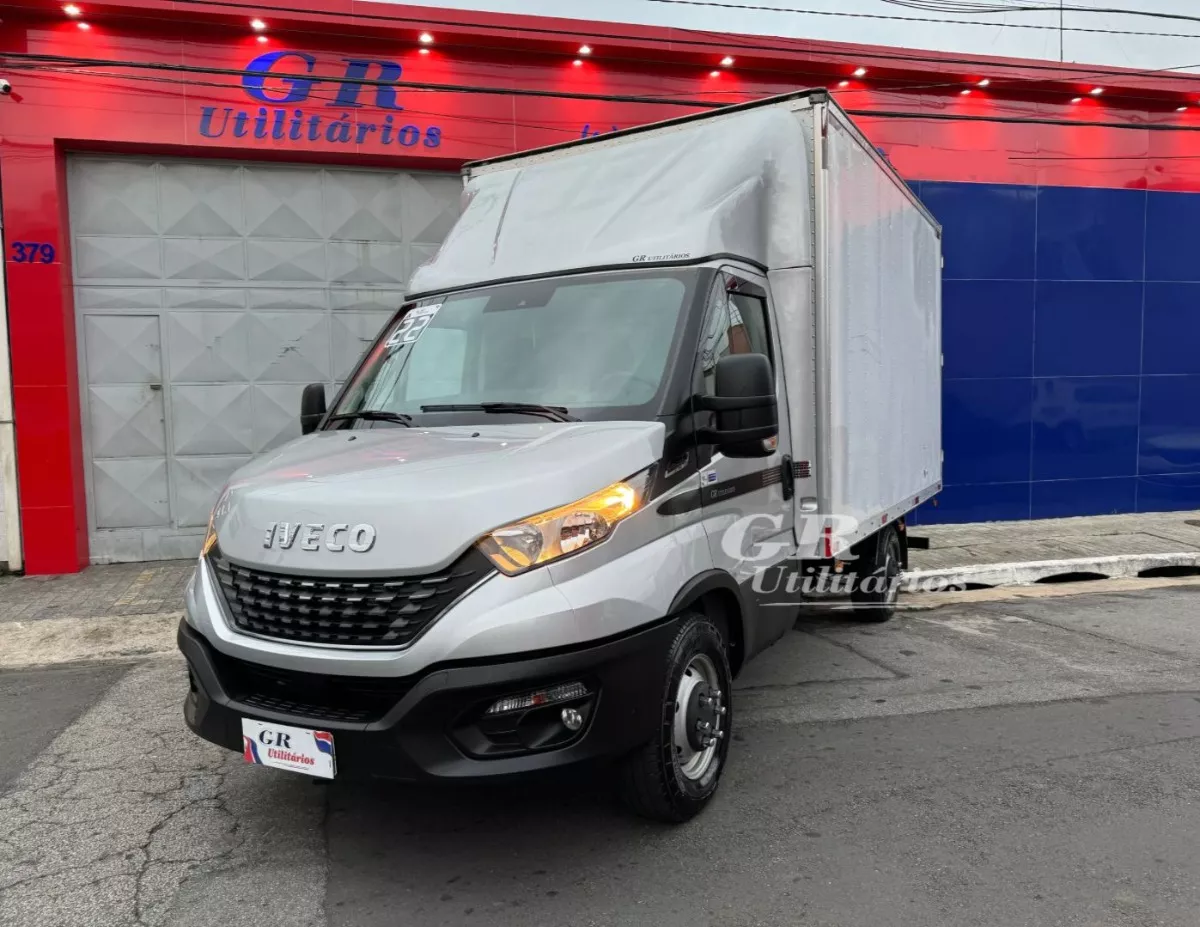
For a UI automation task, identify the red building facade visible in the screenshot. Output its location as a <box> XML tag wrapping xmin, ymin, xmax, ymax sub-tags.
<box><xmin>4</xmin><ymin>0</ymin><xmax>1200</xmax><ymax>572</ymax></box>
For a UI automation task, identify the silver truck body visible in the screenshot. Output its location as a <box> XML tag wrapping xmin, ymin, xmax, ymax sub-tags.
<box><xmin>180</xmin><ymin>91</ymin><xmax>942</xmax><ymax>818</ymax></box>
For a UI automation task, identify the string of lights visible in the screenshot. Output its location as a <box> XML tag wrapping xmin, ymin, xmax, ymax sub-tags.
<box><xmin>3</xmin><ymin>42</ymin><xmax>1195</xmax><ymax>117</ymax></box>
<box><xmin>10</xmin><ymin>2</ymin><xmax>1200</xmax><ymax>120</ymax></box>
<box><xmin>599</xmin><ymin>12</ymin><xmax>1200</xmax><ymax>105</ymax></box>
<box><xmin>21</xmin><ymin>0</ymin><xmax>1200</xmax><ymax>101</ymax></box>
<box><xmin>6</xmin><ymin>55</ymin><xmax>1200</xmax><ymax>136</ymax></box>
<box><xmin>0</xmin><ymin>52</ymin><xmax>726</xmax><ymax>109</ymax></box>
<box><xmin>21</xmin><ymin>0</ymin><xmax>1200</xmax><ymax>82</ymax></box>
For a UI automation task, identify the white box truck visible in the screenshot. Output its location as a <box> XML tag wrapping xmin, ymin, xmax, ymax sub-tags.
<box><xmin>179</xmin><ymin>90</ymin><xmax>942</xmax><ymax>821</ymax></box>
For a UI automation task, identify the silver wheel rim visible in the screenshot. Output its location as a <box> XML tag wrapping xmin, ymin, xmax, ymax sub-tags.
<box><xmin>672</xmin><ymin>653</ymin><xmax>724</xmax><ymax>781</ymax></box>
<box><xmin>884</xmin><ymin>549</ymin><xmax>900</xmax><ymax>604</ymax></box>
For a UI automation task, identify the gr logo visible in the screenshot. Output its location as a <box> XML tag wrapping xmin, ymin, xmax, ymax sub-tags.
<box><xmin>242</xmin><ymin>49</ymin><xmax>406</xmax><ymax>109</ymax></box>
<box><xmin>258</xmin><ymin>729</ymin><xmax>292</xmax><ymax>748</ymax></box>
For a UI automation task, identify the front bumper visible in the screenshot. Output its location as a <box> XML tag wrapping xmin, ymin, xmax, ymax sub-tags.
<box><xmin>179</xmin><ymin>617</ymin><xmax>678</xmax><ymax>781</ymax></box>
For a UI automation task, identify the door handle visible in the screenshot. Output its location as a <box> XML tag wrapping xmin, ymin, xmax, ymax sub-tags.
<box><xmin>780</xmin><ymin>454</ymin><xmax>794</xmax><ymax>501</ymax></box>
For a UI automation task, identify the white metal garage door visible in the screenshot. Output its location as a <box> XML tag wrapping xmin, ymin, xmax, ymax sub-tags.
<box><xmin>68</xmin><ymin>156</ymin><xmax>461</xmax><ymax>563</ymax></box>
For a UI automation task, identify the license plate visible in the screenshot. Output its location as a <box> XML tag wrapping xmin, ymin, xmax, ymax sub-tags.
<box><xmin>241</xmin><ymin>718</ymin><xmax>336</xmax><ymax>779</ymax></box>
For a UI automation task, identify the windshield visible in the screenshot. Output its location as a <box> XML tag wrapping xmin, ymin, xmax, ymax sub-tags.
<box><xmin>332</xmin><ymin>270</ymin><xmax>694</xmax><ymax>423</ymax></box>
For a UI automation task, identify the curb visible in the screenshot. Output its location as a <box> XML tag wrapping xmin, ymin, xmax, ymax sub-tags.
<box><xmin>904</xmin><ymin>551</ymin><xmax>1200</xmax><ymax>592</ymax></box>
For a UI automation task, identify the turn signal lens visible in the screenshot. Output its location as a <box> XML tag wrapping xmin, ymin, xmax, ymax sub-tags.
<box><xmin>485</xmin><ymin>681</ymin><xmax>590</xmax><ymax>715</ymax></box>
<box><xmin>201</xmin><ymin>509</ymin><xmax>218</xmax><ymax>557</ymax></box>
<box><xmin>477</xmin><ymin>467</ymin><xmax>653</xmax><ymax>575</ymax></box>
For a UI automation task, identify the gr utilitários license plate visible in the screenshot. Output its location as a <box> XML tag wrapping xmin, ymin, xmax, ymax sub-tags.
<box><xmin>241</xmin><ymin>718</ymin><xmax>335</xmax><ymax>779</ymax></box>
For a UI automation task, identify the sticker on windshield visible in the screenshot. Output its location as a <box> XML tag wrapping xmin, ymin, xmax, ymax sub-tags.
<box><xmin>385</xmin><ymin>303</ymin><xmax>442</xmax><ymax>348</ymax></box>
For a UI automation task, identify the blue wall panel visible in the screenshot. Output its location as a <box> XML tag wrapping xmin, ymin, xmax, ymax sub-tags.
<box><xmin>932</xmin><ymin>483</ymin><xmax>1031</xmax><ymax>523</ymax></box>
<box><xmin>1030</xmin><ymin>477</ymin><xmax>1137</xmax><ymax>520</ymax></box>
<box><xmin>920</xmin><ymin>182</ymin><xmax>1037</xmax><ymax>280</ymax></box>
<box><xmin>1137</xmin><ymin>474</ymin><xmax>1200</xmax><ymax>512</ymax></box>
<box><xmin>1034</xmin><ymin>186</ymin><xmax>1146</xmax><ymax>282</ymax></box>
<box><xmin>1143</xmin><ymin>284</ymin><xmax>1200</xmax><ymax>375</ymax></box>
<box><xmin>942</xmin><ymin>280</ymin><xmax>1034</xmax><ymax>379</ymax></box>
<box><xmin>1145</xmin><ymin>192</ymin><xmax>1200</xmax><ymax>282</ymax></box>
<box><xmin>1033</xmin><ymin>282</ymin><xmax>1142</xmax><ymax>377</ymax></box>
<box><xmin>911</xmin><ymin>180</ymin><xmax>1200</xmax><ymax>524</ymax></box>
<box><xmin>942</xmin><ymin>379</ymin><xmax>1032</xmax><ymax>485</ymax></box>
<box><xmin>1030</xmin><ymin>377</ymin><xmax>1139</xmax><ymax>480</ymax></box>
<box><xmin>1138</xmin><ymin>375</ymin><xmax>1200</xmax><ymax>475</ymax></box>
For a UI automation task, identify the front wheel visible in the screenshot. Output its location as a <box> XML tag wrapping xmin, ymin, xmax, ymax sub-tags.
<box><xmin>618</xmin><ymin>613</ymin><xmax>733</xmax><ymax>822</ymax></box>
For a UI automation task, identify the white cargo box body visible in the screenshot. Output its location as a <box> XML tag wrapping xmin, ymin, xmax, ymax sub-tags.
<box><xmin>409</xmin><ymin>91</ymin><xmax>942</xmax><ymax>558</ymax></box>
<box><xmin>814</xmin><ymin>102</ymin><xmax>942</xmax><ymax>554</ymax></box>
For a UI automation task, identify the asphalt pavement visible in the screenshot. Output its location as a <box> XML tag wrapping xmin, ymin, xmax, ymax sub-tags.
<box><xmin>0</xmin><ymin>664</ymin><xmax>130</xmax><ymax>792</ymax></box>
<box><xmin>4</xmin><ymin>584</ymin><xmax>1200</xmax><ymax>926</ymax></box>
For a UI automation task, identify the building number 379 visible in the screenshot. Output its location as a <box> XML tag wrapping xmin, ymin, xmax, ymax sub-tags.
<box><xmin>9</xmin><ymin>242</ymin><xmax>56</xmax><ymax>264</ymax></box>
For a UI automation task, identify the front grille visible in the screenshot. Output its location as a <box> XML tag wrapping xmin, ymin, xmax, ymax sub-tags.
<box><xmin>208</xmin><ymin>546</ymin><xmax>493</xmax><ymax>648</ymax></box>
<box><xmin>209</xmin><ymin>648</ymin><xmax>411</xmax><ymax>723</ymax></box>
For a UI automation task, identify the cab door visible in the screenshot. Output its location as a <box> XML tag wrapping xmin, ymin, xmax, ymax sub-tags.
<box><xmin>694</xmin><ymin>269</ymin><xmax>798</xmax><ymax>657</ymax></box>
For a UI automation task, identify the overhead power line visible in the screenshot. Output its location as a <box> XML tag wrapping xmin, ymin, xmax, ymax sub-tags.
<box><xmin>882</xmin><ymin>1</ymin><xmax>1060</xmax><ymax>12</ymax></box>
<box><xmin>882</xmin><ymin>0</ymin><xmax>1200</xmax><ymax>27</ymax></box>
<box><xmin>52</xmin><ymin>0</ymin><xmax>1200</xmax><ymax>34</ymax></box>
<box><xmin>642</xmin><ymin>0</ymin><xmax>1200</xmax><ymax>39</ymax></box>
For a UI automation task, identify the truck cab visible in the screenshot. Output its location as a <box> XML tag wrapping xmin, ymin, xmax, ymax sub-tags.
<box><xmin>179</xmin><ymin>91</ymin><xmax>941</xmax><ymax>821</ymax></box>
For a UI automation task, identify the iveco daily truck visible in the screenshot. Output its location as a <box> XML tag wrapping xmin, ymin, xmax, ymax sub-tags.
<box><xmin>179</xmin><ymin>90</ymin><xmax>942</xmax><ymax>822</ymax></box>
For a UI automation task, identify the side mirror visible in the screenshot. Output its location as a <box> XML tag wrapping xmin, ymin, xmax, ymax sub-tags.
<box><xmin>696</xmin><ymin>353</ymin><xmax>778</xmax><ymax>458</ymax></box>
<box><xmin>300</xmin><ymin>383</ymin><xmax>327</xmax><ymax>435</ymax></box>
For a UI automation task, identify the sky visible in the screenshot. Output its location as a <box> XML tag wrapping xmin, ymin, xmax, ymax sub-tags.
<box><xmin>374</xmin><ymin>1</ymin><xmax>1200</xmax><ymax>74</ymax></box>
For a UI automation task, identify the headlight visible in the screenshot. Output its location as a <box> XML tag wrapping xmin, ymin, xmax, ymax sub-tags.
<box><xmin>477</xmin><ymin>467</ymin><xmax>654</xmax><ymax>575</ymax></box>
<box><xmin>201</xmin><ymin>508</ymin><xmax>218</xmax><ymax>557</ymax></box>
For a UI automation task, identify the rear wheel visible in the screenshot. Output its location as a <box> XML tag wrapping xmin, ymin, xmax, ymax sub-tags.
<box><xmin>850</xmin><ymin>525</ymin><xmax>902</xmax><ymax>622</ymax></box>
<box><xmin>618</xmin><ymin>613</ymin><xmax>732</xmax><ymax>822</ymax></box>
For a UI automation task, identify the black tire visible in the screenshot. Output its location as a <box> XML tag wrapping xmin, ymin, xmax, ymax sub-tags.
<box><xmin>618</xmin><ymin>612</ymin><xmax>733</xmax><ymax>823</ymax></box>
<box><xmin>850</xmin><ymin>526</ymin><xmax>902</xmax><ymax>622</ymax></box>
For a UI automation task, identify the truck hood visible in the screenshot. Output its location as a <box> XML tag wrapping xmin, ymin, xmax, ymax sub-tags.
<box><xmin>212</xmin><ymin>420</ymin><xmax>666</xmax><ymax>573</ymax></box>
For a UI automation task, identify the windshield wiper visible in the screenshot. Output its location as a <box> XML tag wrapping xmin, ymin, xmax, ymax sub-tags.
<box><xmin>420</xmin><ymin>402</ymin><xmax>579</xmax><ymax>423</ymax></box>
<box><xmin>325</xmin><ymin>410</ymin><xmax>413</xmax><ymax>428</ymax></box>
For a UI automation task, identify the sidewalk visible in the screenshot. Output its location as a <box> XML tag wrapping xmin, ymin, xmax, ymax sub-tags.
<box><xmin>0</xmin><ymin>559</ymin><xmax>192</xmax><ymax>625</ymax></box>
<box><xmin>907</xmin><ymin>510</ymin><xmax>1200</xmax><ymax>568</ymax></box>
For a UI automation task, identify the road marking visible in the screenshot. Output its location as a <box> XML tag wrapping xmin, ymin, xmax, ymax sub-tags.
<box><xmin>112</xmin><ymin>569</ymin><xmax>160</xmax><ymax>608</ymax></box>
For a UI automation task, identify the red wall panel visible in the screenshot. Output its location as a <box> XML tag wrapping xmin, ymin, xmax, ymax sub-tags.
<box><xmin>4</xmin><ymin>7</ymin><xmax>1200</xmax><ymax>570</ymax></box>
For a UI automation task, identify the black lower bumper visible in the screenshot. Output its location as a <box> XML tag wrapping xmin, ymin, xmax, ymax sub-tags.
<box><xmin>178</xmin><ymin>618</ymin><xmax>677</xmax><ymax>782</ymax></box>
